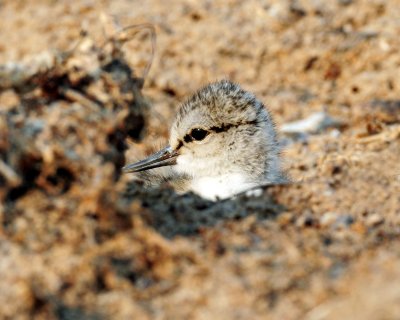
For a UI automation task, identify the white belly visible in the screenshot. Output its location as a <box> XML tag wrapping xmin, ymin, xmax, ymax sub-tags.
<box><xmin>189</xmin><ymin>173</ymin><xmax>257</xmax><ymax>201</ymax></box>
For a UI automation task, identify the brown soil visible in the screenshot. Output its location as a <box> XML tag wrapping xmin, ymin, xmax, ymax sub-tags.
<box><xmin>0</xmin><ymin>1</ymin><xmax>399</xmax><ymax>319</ymax></box>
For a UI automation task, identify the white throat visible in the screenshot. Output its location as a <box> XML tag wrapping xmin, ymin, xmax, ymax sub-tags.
<box><xmin>189</xmin><ymin>173</ymin><xmax>258</xmax><ymax>201</ymax></box>
<box><xmin>174</xmin><ymin>153</ymin><xmax>259</xmax><ymax>200</ymax></box>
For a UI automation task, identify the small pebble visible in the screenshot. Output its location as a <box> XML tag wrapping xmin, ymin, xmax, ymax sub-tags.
<box><xmin>334</xmin><ymin>215</ymin><xmax>355</xmax><ymax>229</ymax></box>
<box><xmin>366</xmin><ymin>214</ymin><xmax>384</xmax><ymax>227</ymax></box>
<box><xmin>296</xmin><ymin>214</ymin><xmax>316</xmax><ymax>227</ymax></box>
<box><xmin>320</xmin><ymin>212</ymin><xmax>338</xmax><ymax>227</ymax></box>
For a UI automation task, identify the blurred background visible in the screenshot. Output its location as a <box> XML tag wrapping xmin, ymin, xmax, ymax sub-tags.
<box><xmin>1</xmin><ymin>1</ymin><xmax>400</xmax><ymax>319</ymax></box>
<box><xmin>1</xmin><ymin>0</ymin><xmax>399</xmax><ymax>124</ymax></box>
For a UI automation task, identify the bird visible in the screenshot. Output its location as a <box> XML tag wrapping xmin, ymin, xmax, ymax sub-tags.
<box><xmin>123</xmin><ymin>80</ymin><xmax>286</xmax><ymax>201</ymax></box>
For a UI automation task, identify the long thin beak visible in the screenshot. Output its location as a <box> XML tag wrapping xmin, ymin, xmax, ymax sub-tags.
<box><xmin>122</xmin><ymin>146</ymin><xmax>178</xmax><ymax>173</ymax></box>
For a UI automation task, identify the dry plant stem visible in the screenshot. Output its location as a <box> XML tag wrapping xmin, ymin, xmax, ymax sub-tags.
<box><xmin>105</xmin><ymin>23</ymin><xmax>156</xmax><ymax>83</ymax></box>
<box><xmin>356</xmin><ymin>125</ymin><xmax>400</xmax><ymax>144</ymax></box>
<box><xmin>59</xmin><ymin>87</ymin><xmax>101</xmax><ymax>112</ymax></box>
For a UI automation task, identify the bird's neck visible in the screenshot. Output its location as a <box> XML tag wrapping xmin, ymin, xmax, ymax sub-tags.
<box><xmin>188</xmin><ymin>173</ymin><xmax>258</xmax><ymax>201</ymax></box>
<box><xmin>173</xmin><ymin>153</ymin><xmax>264</xmax><ymax>200</ymax></box>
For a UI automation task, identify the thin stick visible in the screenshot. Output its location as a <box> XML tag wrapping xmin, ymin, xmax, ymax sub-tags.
<box><xmin>111</xmin><ymin>23</ymin><xmax>156</xmax><ymax>83</ymax></box>
<box><xmin>59</xmin><ymin>87</ymin><xmax>101</xmax><ymax>112</ymax></box>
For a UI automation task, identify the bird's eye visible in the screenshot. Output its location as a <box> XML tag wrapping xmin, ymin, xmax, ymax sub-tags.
<box><xmin>190</xmin><ymin>128</ymin><xmax>209</xmax><ymax>141</ymax></box>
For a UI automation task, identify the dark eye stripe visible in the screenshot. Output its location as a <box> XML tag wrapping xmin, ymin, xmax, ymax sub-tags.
<box><xmin>184</xmin><ymin>134</ymin><xmax>193</xmax><ymax>143</ymax></box>
<box><xmin>176</xmin><ymin>140</ymin><xmax>184</xmax><ymax>150</ymax></box>
<box><xmin>179</xmin><ymin>119</ymin><xmax>260</xmax><ymax>146</ymax></box>
<box><xmin>209</xmin><ymin>119</ymin><xmax>259</xmax><ymax>133</ymax></box>
<box><xmin>209</xmin><ymin>124</ymin><xmax>232</xmax><ymax>133</ymax></box>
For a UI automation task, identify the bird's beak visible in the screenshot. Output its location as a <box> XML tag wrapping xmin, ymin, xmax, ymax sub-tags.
<box><xmin>122</xmin><ymin>146</ymin><xmax>178</xmax><ymax>173</ymax></box>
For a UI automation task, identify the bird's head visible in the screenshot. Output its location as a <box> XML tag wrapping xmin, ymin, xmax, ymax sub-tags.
<box><xmin>123</xmin><ymin>80</ymin><xmax>280</xmax><ymax>181</ymax></box>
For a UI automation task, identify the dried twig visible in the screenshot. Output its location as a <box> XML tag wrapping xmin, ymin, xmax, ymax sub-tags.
<box><xmin>117</xmin><ymin>23</ymin><xmax>156</xmax><ymax>83</ymax></box>
<box><xmin>355</xmin><ymin>125</ymin><xmax>400</xmax><ymax>144</ymax></box>
<box><xmin>59</xmin><ymin>87</ymin><xmax>101</xmax><ymax>112</ymax></box>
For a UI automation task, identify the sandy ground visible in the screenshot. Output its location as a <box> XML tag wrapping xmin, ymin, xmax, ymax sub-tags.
<box><xmin>0</xmin><ymin>0</ymin><xmax>399</xmax><ymax>319</ymax></box>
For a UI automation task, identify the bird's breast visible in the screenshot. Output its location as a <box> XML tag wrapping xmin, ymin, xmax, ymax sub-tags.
<box><xmin>189</xmin><ymin>173</ymin><xmax>258</xmax><ymax>201</ymax></box>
